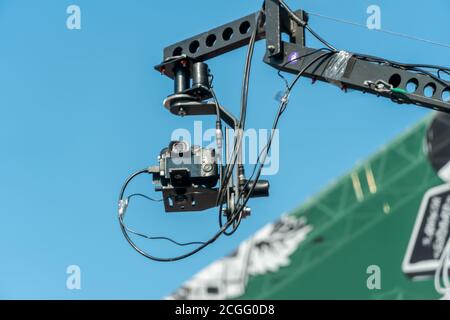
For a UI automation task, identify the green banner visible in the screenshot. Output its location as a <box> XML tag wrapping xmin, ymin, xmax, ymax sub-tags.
<box><xmin>168</xmin><ymin>113</ymin><xmax>450</xmax><ymax>300</ymax></box>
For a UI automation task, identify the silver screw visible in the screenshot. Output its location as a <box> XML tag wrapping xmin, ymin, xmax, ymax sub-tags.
<box><xmin>267</xmin><ymin>45</ymin><xmax>276</xmax><ymax>52</ymax></box>
<box><xmin>203</xmin><ymin>163</ymin><xmax>213</xmax><ymax>172</ymax></box>
<box><xmin>178</xmin><ymin>107</ymin><xmax>186</xmax><ymax>116</ymax></box>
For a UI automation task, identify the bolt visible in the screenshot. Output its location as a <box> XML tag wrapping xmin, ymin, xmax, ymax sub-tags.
<box><xmin>267</xmin><ymin>45</ymin><xmax>276</xmax><ymax>52</ymax></box>
<box><xmin>203</xmin><ymin>164</ymin><xmax>213</xmax><ymax>172</ymax></box>
<box><xmin>178</xmin><ymin>107</ymin><xmax>186</xmax><ymax>116</ymax></box>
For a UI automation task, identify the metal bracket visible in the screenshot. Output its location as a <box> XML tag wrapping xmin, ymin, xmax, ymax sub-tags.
<box><xmin>163</xmin><ymin>93</ymin><xmax>238</xmax><ymax>128</ymax></box>
<box><xmin>265</xmin><ymin>0</ymin><xmax>282</xmax><ymax>57</ymax></box>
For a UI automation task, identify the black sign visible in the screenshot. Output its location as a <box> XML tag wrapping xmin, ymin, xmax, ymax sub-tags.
<box><xmin>403</xmin><ymin>184</ymin><xmax>450</xmax><ymax>278</ymax></box>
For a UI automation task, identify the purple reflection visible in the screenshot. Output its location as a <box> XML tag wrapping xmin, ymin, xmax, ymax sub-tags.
<box><xmin>287</xmin><ymin>51</ymin><xmax>300</xmax><ymax>64</ymax></box>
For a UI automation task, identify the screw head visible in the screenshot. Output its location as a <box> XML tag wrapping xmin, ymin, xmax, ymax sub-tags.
<box><xmin>178</xmin><ymin>107</ymin><xmax>186</xmax><ymax>116</ymax></box>
<box><xmin>203</xmin><ymin>164</ymin><xmax>213</xmax><ymax>172</ymax></box>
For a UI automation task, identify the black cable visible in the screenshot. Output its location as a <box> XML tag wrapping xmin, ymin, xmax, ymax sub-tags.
<box><xmin>218</xmin><ymin>3</ymin><xmax>334</xmax><ymax>220</ymax></box>
<box><xmin>352</xmin><ymin>53</ymin><xmax>450</xmax><ymax>73</ymax></box>
<box><xmin>223</xmin><ymin>9</ymin><xmax>262</xmax><ymax>173</ymax></box>
<box><xmin>204</xmin><ymin>76</ymin><xmax>235</xmax><ymax>235</ymax></box>
<box><xmin>118</xmin><ymin>169</ymin><xmax>149</xmax><ymax>202</ymax></box>
<box><xmin>438</xmin><ymin>69</ymin><xmax>450</xmax><ymax>80</ymax></box>
<box><xmin>277</xmin><ymin>0</ymin><xmax>338</xmax><ymax>51</ymax></box>
<box><xmin>220</xmin><ymin>49</ymin><xmax>335</xmax><ymax>235</ymax></box>
<box><xmin>208</xmin><ymin>85</ymin><xmax>223</xmax><ymax>159</ymax></box>
<box><xmin>119</xmin><ymin>203</ymin><xmax>243</xmax><ymax>262</ymax></box>
<box><xmin>219</xmin><ymin>209</ymin><xmax>243</xmax><ymax>237</ymax></box>
<box><xmin>233</xmin><ymin>51</ymin><xmax>335</xmax><ymax>214</ymax></box>
<box><xmin>196</xmin><ymin>73</ymin><xmax>241</xmax><ymax>237</ymax></box>
<box><xmin>305</xmin><ymin>25</ymin><xmax>337</xmax><ymax>52</ymax></box>
<box><xmin>118</xmin><ymin>169</ymin><xmax>245</xmax><ymax>262</ymax></box>
<box><xmin>120</xmin><ymin>193</ymin><xmax>205</xmax><ymax>247</ymax></box>
<box><xmin>218</xmin><ymin>199</ymin><xmax>244</xmax><ymax>237</ymax></box>
<box><xmin>279</xmin><ymin>0</ymin><xmax>450</xmax><ymax>89</ymax></box>
<box><xmin>239</xmin><ymin>11</ymin><xmax>260</xmax><ymax>130</ymax></box>
<box><xmin>128</xmin><ymin>193</ymin><xmax>163</xmax><ymax>203</ymax></box>
<box><xmin>216</xmin><ymin>9</ymin><xmax>264</xmax><ymax>210</ymax></box>
<box><xmin>207</xmin><ymin>74</ymin><xmax>222</xmax><ymax>123</ymax></box>
<box><xmin>242</xmin><ymin>51</ymin><xmax>335</xmax><ymax>193</ymax></box>
<box><xmin>123</xmin><ymin>226</ymin><xmax>206</xmax><ymax>247</ymax></box>
<box><xmin>354</xmin><ymin>53</ymin><xmax>450</xmax><ymax>86</ymax></box>
<box><xmin>277</xmin><ymin>48</ymin><xmax>333</xmax><ymax>87</ymax></box>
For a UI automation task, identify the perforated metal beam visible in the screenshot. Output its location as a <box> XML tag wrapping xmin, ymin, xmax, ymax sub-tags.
<box><xmin>155</xmin><ymin>3</ymin><xmax>450</xmax><ymax>113</ymax></box>
<box><xmin>161</xmin><ymin>12</ymin><xmax>265</xmax><ymax>63</ymax></box>
<box><xmin>264</xmin><ymin>44</ymin><xmax>450</xmax><ymax>113</ymax></box>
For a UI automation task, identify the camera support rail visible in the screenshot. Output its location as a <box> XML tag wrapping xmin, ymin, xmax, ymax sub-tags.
<box><xmin>155</xmin><ymin>0</ymin><xmax>450</xmax><ymax>112</ymax></box>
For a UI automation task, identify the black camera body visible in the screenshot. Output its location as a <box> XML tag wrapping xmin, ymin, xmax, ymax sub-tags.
<box><xmin>152</xmin><ymin>141</ymin><xmax>220</xmax><ymax>212</ymax></box>
<box><xmin>160</xmin><ymin>141</ymin><xmax>219</xmax><ymax>188</ymax></box>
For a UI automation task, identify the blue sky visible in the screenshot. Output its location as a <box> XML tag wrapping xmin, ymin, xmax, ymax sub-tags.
<box><xmin>0</xmin><ymin>0</ymin><xmax>448</xmax><ymax>299</ymax></box>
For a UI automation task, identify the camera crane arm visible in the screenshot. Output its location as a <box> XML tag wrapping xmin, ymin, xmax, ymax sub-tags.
<box><xmin>155</xmin><ymin>0</ymin><xmax>450</xmax><ymax>113</ymax></box>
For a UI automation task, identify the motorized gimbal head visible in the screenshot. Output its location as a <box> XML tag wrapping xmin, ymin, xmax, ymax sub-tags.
<box><xmin>150</xmin><ymin>55</ymin><xmax>270</xmax><ymax>215</ymax></box>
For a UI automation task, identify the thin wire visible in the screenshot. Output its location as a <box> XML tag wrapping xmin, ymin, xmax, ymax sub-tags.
<box><xmin>128</xmin><ymin>193</ymin><xmax>163</xmax><ymax>203</ymax></box>
<box><xmin>308</xmin><ymin>11</ymin><xmax>450</xmax><ymax>50</ymax></box>
<box><xmin>217</xmin><ymin>9</ymin><xmax>263</xmax><ymax>210</ymax></box>
<box><xmin>277</xmin><ymin>0</ymin><xmax>337</xmax><ymax>51</ymax></box>
<box><xmin>280</xmin><ymin>0</ymin><xmax>449</xmax><ymax>90</ymax></box>
<box><xmin>119</xmin><ymin>201</ymin><xmax>243</xmax><ymax>262</ymax></box>
<box><xmin>207</xmin><ymin>74</ymin><xmax>221</xmax><ymax>122</ymax></box>
<box><xmin>233</xmin><ymin>51</ymin><xmax>335</xmax><ymax>214</ymax></box>
<box><xmin>277</xmin><ymin>47</ymin><xmax>333</xmax><ymax>87</ymax></box>
<box><xmin>208</xmin><ymin>85</ymin><xmax>224</xmax><ymax>170</ymax></box>
<box><xmin>354</xmin><ymin>53</ymin><xmax>450</xmax><ymax>86</ymax></box>
<box><xmin>279</xmin><ymin>0</ymin><xmax>449</xmax><ymax>86</ymax></box>
<box><xmin>244</xmin><ymin>49</ymin><xmax>333</xmax><ymax>190</ymax></box>
<box><xmin>122</xmin><ymin>193</ymin><xmax>205</xmax><ymax>246</ymax></box>
<box><xmin>124</xmin><ymin>226</ymin><xmax>206</xmax><ymax>247</ymax></box>
<box><xmin>118</xmin><ymin>169</ymin><xmax>244</xmax><ymax>262</ymax></box>
<box><xmin>305</xmin><ymin>24</ymin><xmax>337</xmax><ymax>51</ymax></box>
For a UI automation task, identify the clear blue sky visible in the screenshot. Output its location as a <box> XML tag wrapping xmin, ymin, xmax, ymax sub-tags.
<box><xmin>0</xmin><ymin>0</ymin><xmax>448</xmax><ymax>299</ymax></box>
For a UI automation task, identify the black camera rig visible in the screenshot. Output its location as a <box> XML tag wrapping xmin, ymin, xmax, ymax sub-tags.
<box><xmin>149</xmin><ymin>141</ymin><xmax>269</xmax><ymax>213</ymax></box>
<box><xmin>119</xmin><ymin>0</ymin><xmax>450</xmax><ymax>262</ymax></box>
<box><xmin>151</xmin><ymin>141</ymin><xmax>220</xmax><ymax>213</ymax></box>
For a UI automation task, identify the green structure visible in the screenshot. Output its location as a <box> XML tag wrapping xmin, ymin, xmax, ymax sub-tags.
<box><xmin>169</xmin><ymin>113</ymin><xmax>450</xmax><ymax>300</ymax></box>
